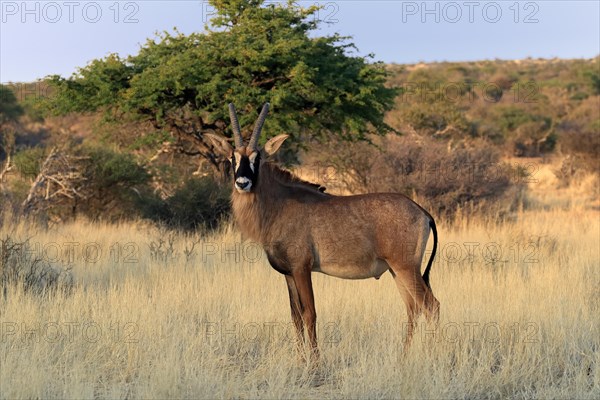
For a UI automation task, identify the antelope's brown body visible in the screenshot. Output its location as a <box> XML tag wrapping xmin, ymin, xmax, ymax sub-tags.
<box><xmin>233</xmin><ymin>163</ymin><xmax>433</xmax><ymax>281</ymax></box>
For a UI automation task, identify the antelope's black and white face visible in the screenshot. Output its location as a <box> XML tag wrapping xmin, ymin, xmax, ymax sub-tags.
<box><xmin>232</xmin><ymin>149</ymin><xmax>261</xmax><ymax>193</ymax></box>
<box><xmin>204</xmin><ymin>103</ymin><xmax>290</xmax><ymax>194</ymax></box>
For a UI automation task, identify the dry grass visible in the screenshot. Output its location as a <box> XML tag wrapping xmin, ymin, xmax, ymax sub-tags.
<box><xmin>1</xmin><ymin>194</ymin><xmax>599</xmax><ymax>398</ymax></box>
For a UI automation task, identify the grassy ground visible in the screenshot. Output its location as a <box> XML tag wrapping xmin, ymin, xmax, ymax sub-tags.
<box><xmin>1</xmin><ymin>172</ymin><xmax>599</xmax><ymax>399</ymax></box>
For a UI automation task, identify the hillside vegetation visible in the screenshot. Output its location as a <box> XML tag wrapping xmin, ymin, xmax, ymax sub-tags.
<box><xmin>3</xmin><ymin>56</ymin><xmax>597</xmax><ymax>225</ymax></box>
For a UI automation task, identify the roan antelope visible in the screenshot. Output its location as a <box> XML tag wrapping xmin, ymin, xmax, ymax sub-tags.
<box><xmin>205</xmin><ymin>103</ymin><xmax>440</xmax><ymax>360</ymax></box>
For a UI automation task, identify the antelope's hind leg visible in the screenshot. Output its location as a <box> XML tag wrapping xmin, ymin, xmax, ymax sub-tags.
<box><xmin>389</xmin><ymin>268</ymin><xmax>440</xmax><ymax>349</ymax></box>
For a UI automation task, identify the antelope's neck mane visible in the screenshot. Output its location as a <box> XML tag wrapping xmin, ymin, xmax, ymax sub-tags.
<box><xmin>231</xmin><ymin>162</ymin><xmax>328</xmax><ymax>243</ymax></box>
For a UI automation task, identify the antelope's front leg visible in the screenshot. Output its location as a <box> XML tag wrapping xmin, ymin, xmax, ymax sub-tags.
<box><xmin>292</xmin><ymin>268</ymin><xmax>319</xmax><ymax>362</ymax></box>
<box><xmin>285</xmin><ymin>275</ymin><xmax>304</xmax><ymax>353</ymax></box>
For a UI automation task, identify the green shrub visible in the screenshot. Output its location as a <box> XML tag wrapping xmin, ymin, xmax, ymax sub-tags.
<box><xmin>139</xmin><ymin>176</ymin><xmax>230</xmax><ymax>231</ymax></box>
<box><xmin>584</xmin><ymin>69</ymin><xmax>600</xmax><ymax>95</ymax></box>
<box><xmin>0</xmin><ymin>84</ymin><xmax>24</xmax><ymax>124</ymax></box>
<box><xmin>12</xmin><ymin>147</ymin><xmax>46</xmax><ymax>179</ymax></box>
<box><xmin>65</xmin><ymin>146</ymin><xmax>150</xmax><ymax>221</ymax></box>
<box><xmin>84</xmin><ymin>147</ymin><xmax>149</xmax><ymax>188</ymax></box>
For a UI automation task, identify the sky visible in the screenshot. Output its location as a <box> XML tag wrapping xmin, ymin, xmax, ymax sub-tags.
<box><xmin>1</xmin><ymin>1</ymin><xmax>599</xmax><ymax>83</ymax></box>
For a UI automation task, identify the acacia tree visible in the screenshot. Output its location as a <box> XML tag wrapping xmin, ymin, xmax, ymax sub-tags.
<box><xmin>42</xmin><ymin>0</ymin><xmax>397</xmax><ymax>175</ymax></box>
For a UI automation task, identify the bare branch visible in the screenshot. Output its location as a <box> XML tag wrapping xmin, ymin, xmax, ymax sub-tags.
<box><xmin>0</xmin><ymin>152</ymin><xmax>13</xmax><ymax>190</ymax></box>
<box><xmin>21</xmin><ymin>148</ymin><xmax>88</xmax><ymax>216</ymax></box>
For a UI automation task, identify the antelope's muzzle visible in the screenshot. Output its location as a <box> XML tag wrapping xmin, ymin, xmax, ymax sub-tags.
<box><xmin>235</xmin><ymin>177</ymin><xmax>252</xmax><ymax>192</ymax></box>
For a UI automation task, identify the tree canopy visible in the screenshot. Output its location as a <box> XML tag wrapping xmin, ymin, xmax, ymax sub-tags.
<box><xmin>41</xmin><ymin>0</ymin><xmax>397</xmax><ymax>172</ymax></box>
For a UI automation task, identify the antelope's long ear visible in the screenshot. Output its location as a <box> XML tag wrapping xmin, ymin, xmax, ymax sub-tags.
<box><xmin>264</xmin><ymin>134</ymin><xmax>289</xmax><ymax>156</ymax></box>
<box><xmin>204</xmin><ymin>133</ymin><xmax>233</xmax><ymax>158</ymax></box>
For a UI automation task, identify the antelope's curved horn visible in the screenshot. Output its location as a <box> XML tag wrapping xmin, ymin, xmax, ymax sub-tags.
<box><xmin>228</xmin><ymin>103</ymin><xmax>243</xmax><ymax>148</ymax></box>
<box><xmin>248</xmin><ymin>103</ymin><xmax>270</xmax><ymax>151</ymax></box>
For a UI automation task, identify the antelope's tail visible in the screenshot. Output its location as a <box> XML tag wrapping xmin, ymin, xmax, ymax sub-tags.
<box><xmin>422</xmin><ymin>218</ymin><xmax>437</xmax><ymax>289</ymax></box>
